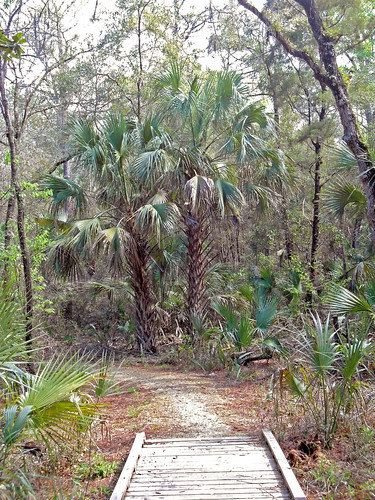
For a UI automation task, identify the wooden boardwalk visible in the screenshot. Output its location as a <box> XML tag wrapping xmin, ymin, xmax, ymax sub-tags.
<box><xmin>110</xmin><ymin>432</ymin><xmax>306</xmax><ymax>500</ymax></box>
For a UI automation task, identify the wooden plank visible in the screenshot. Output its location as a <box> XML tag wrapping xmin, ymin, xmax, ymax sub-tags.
<box><xmin>127</xmin><ymin>490</ymin><xmax>290</xmax><ymax>496</ymax></box>
<box><xmin>110</xmin><ymin>432</ymin><xmax>145</xmax><ymax>500</ymax></box>
<box><xmin>263</xmin><ymin>430</ymin><xmax>306</xmax><ymax>500</ymax></box>
<box><xmin>145</xmin><ymin>436</ymin><xmax>260</xmax><ymax>444</ymax></box>
<box><xmin>127</xmin><ymin>478</ymin><xmax>286</xmax><ymax>492</ymax></box>
<box><xmin>128</xmin><ymin>477</ymin><xmax>285</xmax><ymax>485</ymax></box>
<box><xmin>141</xmin><ymin>446</ymin><xmax>267</xmax><ymax>456</ymax></box>
<box><xmin>125</xmin><ymin>494</ymin><xmax>291</xmax><ymax>499</ymax></box>
<box><xmin>128</xmin><ymin>485</ymin><xmax>289</xmax><ymax>493</ymax></box>
<box><xmin>132</xmin><ymin>471</ymin><xmax>281</xmax><ymax>481</ymax></box>
<box><xmin>138</xmin><ymin>452</ymin><xmax>273</xmax><ymax>464</ymax></box>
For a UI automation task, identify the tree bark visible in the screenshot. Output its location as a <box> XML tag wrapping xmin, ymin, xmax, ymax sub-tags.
<box><xmin>125</xmin><ymin>214</ymin><xmax>157</xmax><ymax>353</ymax></box>
<box><xmin>310</xmin><ymin>144</ymin><xmax>322</xmax><ymax>286</ymax></box>
<box><xmin>129</xmin><ymin>237</ymin><xmax>157</xmax><ymax>353</ymax></box>
<box><xmin>237</xmin><ymin>0</ymin><xmax>375</xmax><ymax>248</ymax></box>
<box><xmin>2</xmin><ymin>194</ymin><xmax>15</xmax><ymax>286</ymax></box>
<box><xmin>0</xmin><ymin>60</ymin><xmax>34</xmax><ymax>350</ymax></box>
<box><xmin>185</xmin><ymin>212</ymin><xmax>209</xmax><ymax>338</ymax></box>
<box><xmin>63</xmin><ymin>160</ymin><xmax>71</xmax><ymax>215</ymax></box>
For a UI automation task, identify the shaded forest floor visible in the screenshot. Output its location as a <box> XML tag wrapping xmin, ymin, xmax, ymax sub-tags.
<box><xmin>37</xmin><ymin>360</ymin><xmax>375</xmax><ymax>499</ymax></box>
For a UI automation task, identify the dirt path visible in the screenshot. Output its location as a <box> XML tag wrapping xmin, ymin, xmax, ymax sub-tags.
<box><xmin>116</xmin><ymin>366</ymin><xmax>235</xmax><ymax>437</ymax></box>
<box><xmin>96</xmin><ymin>363</ymin><xmax>281</xmax><ymax>498</ymax></box>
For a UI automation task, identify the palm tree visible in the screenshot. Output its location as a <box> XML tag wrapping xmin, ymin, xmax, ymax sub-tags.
<box><xmin>42</xmin><ymin>113</ymin><xmax>179</xmax><ymax>353</ymax></box>
<box><xmin>135</xmin><ymin>65</ymin><xmax>279</xmax><ymax>336</ymax></box>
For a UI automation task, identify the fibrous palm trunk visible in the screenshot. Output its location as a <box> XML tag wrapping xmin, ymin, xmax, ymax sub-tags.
<box><xmin>185</xmin><ymin>212</ymin><xmax>209</xmax><ymax>338</ymax></box>
<box><xmin>128</xmin><ymin>235</ymin><xmax>157</xmax><ymax>353</ymax></box>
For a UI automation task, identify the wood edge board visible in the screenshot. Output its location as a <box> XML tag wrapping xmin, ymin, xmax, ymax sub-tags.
<box><xmin>262</xmin><ymin>430</ymin><xmax>306</xmax><ymax>500</ymax></box>
<box><xmin>110</xmin><ymin>432</ymin><xmax>146</xmax><ymax>500</ymax></box>
<box><xmin>146</xmin><ymin>435</ymin><xmax>260</xmax><ymax>443</ymax></box>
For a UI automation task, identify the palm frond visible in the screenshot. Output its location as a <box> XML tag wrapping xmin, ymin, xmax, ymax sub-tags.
<box><xmin>103</xmin><ymin>113</ymin><xmax>133</xmax><ymax>157</ymax></box>
<box><xmin>327</xmin><ymin>286</ymin><xmax>373</xmax><ymax>316</ymax></box>
<box><xmin>213</xmin><ymin>71</ymin><xmax>246</xmax><ymax>118</ymax></box>
<box><xmin>342</xmin><ymin>336</ymin><xmax>365</xmax><ymax>380</ymax></box>
<box><xmin>154</xmin><ymin>62</ymin><xmax>183</xmax><ymax>93</ymax></box>
<box><xmin>255</xmin><ymin>297</ymin><xmax>278</xmax><ymax>333</ymax></box>
<box><xmin>304</xmin><ymin>314</ymin><xmax>339</xmax><ymax>376</ymax></box>
<box><xmin>1</xmin><ymin>405</ymin><xmax>33</xmax><ymax>446</ymax></box>
<box><xmin>20</xmin><ymin>353</ymin><xmax>99</xmax><ymax>442</ymax></box>
<box><xmin>323</xmin><ymin>178</ymin><xmax>366</xmax><ymax>218</ymax></box>
<box><xmin>69</xmin><ymin>218</ymin><xmax>103</xmax><ymax>257</ymax></box>
<box><xmin>329</xmin><ymin>141</ymin><xmax>359</xmax><ymax>171</ymax></box>
<box><xmin>245</xmin><ymin>183</ymin><xmax>275</xmax><ymax>213</ymax></box>
<box><xmin>134</xmin><ymin>202</ymin><xmax>179</xmax><ymax>241</ymax></box>
<box><xmin>133</xmin><ymin>149</ymin><xmax>172</xmax><ymax>185</ymax></box>
<box><xmin>215</xmin><ymin>179</ymin><xmax>245</xmax><ymax>216</ymax></box>
<box><xmin>0</xmin><ymin>287</ymin><xmax>36</xmax><ymax>366</ymax></box>
<box><xmin>40</xmin><ymin>175</ymin><xmax>86</xmax><ymax>216</ymax></box>
<box><xmin>69</xmin><ymin>117</ymin><xmax>106</xmax><ymax>171</ymax></box>
<box><xmin>47</xmin><ymin>238</ymin><xmax>82</xmax><ymax>281</ymax></box>
<box><xmin>185</xmin><ymin>175</ymin><xmax>215</xmax><ymax>213</ymax></box>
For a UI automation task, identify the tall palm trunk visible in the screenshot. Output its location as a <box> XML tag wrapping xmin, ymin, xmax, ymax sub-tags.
<box><xmin>128</xmin><ymin>233</ymin><xmax>157</xmax><ymax>353</ymax></box>
<box><xmin>185</xmin><ymin>212</ymin><xmax>209</xmax><ymax>337</ymax></box>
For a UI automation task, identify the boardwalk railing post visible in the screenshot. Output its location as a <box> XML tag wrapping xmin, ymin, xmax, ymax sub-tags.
<box><xmin>110</xmin><ymin>432</ymin><xmax>146</xmax><ymax>500</ymax></box>
<box><xmin>263</xmin><ymin>429</ymin><xmax>307</xmax><ymax>500</ymax></box>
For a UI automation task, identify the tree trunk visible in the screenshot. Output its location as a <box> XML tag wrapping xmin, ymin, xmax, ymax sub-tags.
<box><xmin>2</xmin><ymin>195</ymin><xmax>15</xmax><ymax>286</ymax></box>
<box><xmin>185</xmin><ymin>212</ymin><xmax>208</xmax><ymax>337</ymax></box>
<box><xmin>310</xmin><ymin>145</ymin><xmax>322</xmax><ymax>287</ymax></box>
<box><xmin>129</xmin><ymin>235</ymin><xmax>157</xmax><ymax>353</ymax></box>
<box><xmin>281</xmin><ymin>196</ymin><xmax>293</xmax><ymax>261</ymax></box>
<box><xmin>63</xmin><ymin>160</ymin><xmax>71</xmax><ymax>215</ymax></box>
<box><xmin>352</xmin><ymin>216</ymin><xmax>362</xmax><ymax>250</ymax></box>
<box><xmin>237</xmin><ymin>0</ymin><xmax>375</xmax><ymax>249</ymax></box>
<box><xmin>0</xmin><ymin>61</ymin><xmax>34</xmax><ymax>352</ymax></box>
<box><xmin>267</xmin><ymin>62</ymin><xmax>293</xmax><ymax>260</ymax></box>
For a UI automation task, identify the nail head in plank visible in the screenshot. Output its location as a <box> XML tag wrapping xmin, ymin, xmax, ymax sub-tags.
<box><xmin>263</xmin><ymin>429</ymin><xmax>306</xmax><ymax>500</ymax></box>
<box><xmin>110</xmin><ymin>432</ymin><xmax>145</xmax><ymax>500</ymax></box>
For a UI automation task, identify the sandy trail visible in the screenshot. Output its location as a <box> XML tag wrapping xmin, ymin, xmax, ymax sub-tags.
<box><xmin>116</xmin><ymin>366</ymin><xmax>235</xmax><ymax>437</ymax></box>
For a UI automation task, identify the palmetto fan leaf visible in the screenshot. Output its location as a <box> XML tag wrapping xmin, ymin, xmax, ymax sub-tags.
<box><xmin>245</xmin><ymin>183</ymin><xmax>275</xmax><ymax>213</ymax></box>
<box><xmin>303</xmin><ymin>315</ymin><xmax>339</xmax><ymax>377</ymax></box>
<box><xmin>153</xmin><ymin>62</ymin><xmax>183</xmax><ymax>93</ymax></box>
<box><xmin>102</xmin><ymin>113</ymin><xmax>135</xmax><ymax>157</ymax></box>
<box><xmin>133</xmin><ymin>148</ymin><xmax>172</xmax><ymax>185</ymax></box>
<box><xmin>342</xmin><ymin>336</ymin><xmax>365</xmax><ymax>380</ymax></box>
<box><xmin>185</xmin><ymin>175</ymin><xmax>215</xmax><ymax>214</ymax></box>
<box><xmin>215</xmin><ymin>179</ymin><xmax>245</xmax><ymax>216</ymax></box>
<box><xmin>40</xmin><ymin>175</ymin><xmax>86</xmax><ymax>216</ymax></box>
<box><xmin>255</xmin><ymin>297</ymin><xmax>278</xmax><ymax>333</ymax></box>
<box><xmin>235</xmin><ymin>102</ymin><xmax>270</xmax><ymax>130</ymax></box>
<box><xmin>134</xmin><ymin>202</ymin><xmax>179</xmax><ymax>242</ymax></box>
<box><xmin>329</xmin><ymin>141</ymin><xmax>359</xmax><ymax>171</ymax></box>
<box><xmin>69</xmin><ymin>116</ymin><xmax>106</xmax><ymax>171</ymax></box>
<box><xmin>327</xmin><ymin>286</ymin><xmax>373</xmax><ymax>316</ymax></box>
<box><xmin>0</xmin><ymin>287</ymin><xmax>37</xmax><ymax>366</ymax></box>
<box><xmin>323</xmin><ymin>177</ymin><xmax>366</xmax><ymax>218</ymax></box>
<box><xmin>213</xmin><ymin>71</ymin><xmax>247</xmax><ymax>118</ymax></box>
<box><xmin>212</xmin><ymin>301</ymin><xmax>254</xmax><ymax>350</ymax></box>
<box><xmin>17</xmin><ymin>353</ymin><xmax>99</xmax><ymax>443</ymax></box>
<box><xmin>69</xmin><ymin>218</ymin><xmax>102</xmax><ymax>258</ymax></box>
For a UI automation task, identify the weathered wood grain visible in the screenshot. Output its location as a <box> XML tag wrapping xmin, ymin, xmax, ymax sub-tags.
<box><xmin>263</xmin><ymin>430</ymin><xmax>307</xmax><ymax>500</ymax></box>
<box><xmin>110</xmin><ymin>432</ymin><xmax>145</xmax><ymax>500</ymax></box>
<box><xmin>110</xmin><ymin>433</ymin><xmax>306</xmax><ymax>499</ymax></box>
